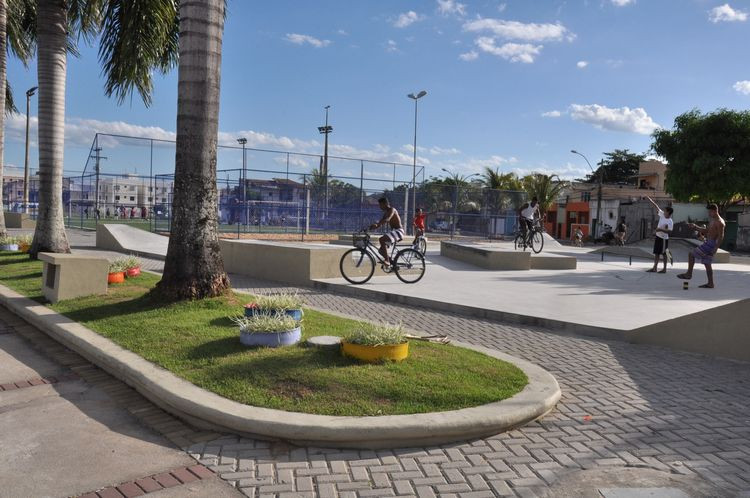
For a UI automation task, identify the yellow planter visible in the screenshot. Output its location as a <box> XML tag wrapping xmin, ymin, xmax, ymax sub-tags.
<box><xmin>341</xmin><ymin>341</ymin><xmax>409</xmax><ymax>363</ymax></box>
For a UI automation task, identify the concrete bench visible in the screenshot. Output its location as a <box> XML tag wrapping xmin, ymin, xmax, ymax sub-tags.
<box><xmin>530</xmin><ymin>253</ymin><xmax>577</xmax><ymax>270</ymax></box>
<box><xmin>4</xmin><ymin>212</ymin><xmax>35</xmax><ymax>229</ymax></box>
<box><xmin>219</xmin><ymin>239</ymin><xmax>351</xmax><ymax>285</ymax></box>
<box><xmin>39</xmin><ymin>253</ymin><xmax>109</xmax><ymax>303</ymax></box>
<box><xmin>441</xmin><ymin>241</ymin><xmax>531</xmax><ymax>270</ymax></box>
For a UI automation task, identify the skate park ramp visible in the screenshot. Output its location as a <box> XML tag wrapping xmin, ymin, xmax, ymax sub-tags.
<box><xmin>96</xmin><ymin>224</ymin><xmax>168</xmax><ymax>260</ymax></box>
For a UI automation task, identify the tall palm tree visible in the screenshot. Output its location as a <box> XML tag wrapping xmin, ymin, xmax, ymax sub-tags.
<box><xmin>0</xmin><ymin>0</ymin><xmax>9</xmax><ymax>239</ymax></box>
<box><xmin>521</xmin><ymin>173</ymin><xmax>568</xmax><ymax>216</ymax></box>
<box><xmin>481</xmin><ymin>167</ymin><xmax>522</xmax><ymax>191</ymax></box>
<box><xmin>155</xmin><ymin>0</ymin><xmax>229</xmax><ymax>299</ymax></box>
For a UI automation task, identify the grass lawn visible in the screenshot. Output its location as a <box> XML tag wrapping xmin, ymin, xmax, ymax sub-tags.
<box><xmin>0</xmin><ymin>251</ymin><xmax>527</xmax><ymax>416</ymax></box>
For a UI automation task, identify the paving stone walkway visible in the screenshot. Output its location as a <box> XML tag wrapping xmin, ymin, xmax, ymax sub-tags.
<box><xmin>5</xmin><ymin>232</ymin><xmax>750</xmax><ymax>497</ymax></box>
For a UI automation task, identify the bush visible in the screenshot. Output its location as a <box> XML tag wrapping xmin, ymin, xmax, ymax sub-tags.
<box><xmin>16</xmin><ymin>234</ymin><xmax>33</xmax><ymax>246</ymax></box>
<box><xmin>0</xmin><ymin>236</ymin><xmax>18</xmax><ymax>246</ymax></box>
<box><xmin>345</xmin><ymin>322</ymin><xmax>406</xmax><ymax>346</ymax></box>
<box><xmin>232</xmin><ymin>312</ymin><xmax>299</xmax><ymax>333</ymax></box>
<box><xmin>250</xmin><ymin>291</ymin><xmax>304</xmax><ymax>310</ymax></box>
<box><xmin>108</xmin><ymin>259</ymin><xmax>128</xmax><ymax>273</ymax></box>
<box><xmin>121</xmin><ymin>255</ymin><xmax>142</xmax><ymax>270</ymax></box>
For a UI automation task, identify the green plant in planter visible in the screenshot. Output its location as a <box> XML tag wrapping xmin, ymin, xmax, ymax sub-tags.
<box><xmin>108</xmin><ymin>259</ymin><xmax>128</xmax><ymax>273</ymax></box>
<box><xmin>121</xmin><ymin>255</ymin><xmax>142</xmax><ymax>270</ymax></box>
<box><xmin>16</xmin><ymin>234</ymin><xmax>33</xmax><ymax>245</ymax></box>
<box><xmin>0</xmin><ymin>235</ymin><xmax>18</xmax><ymax>246</ymax></box>
<box><xmin>231</xmin><ymin>312</ymin><xmax>299</xmax><ymax>333</ymax></box>
<box><xmin>345</xmin><ymin>322</ymin><xmax>406</xmax><ymax>346</ymax></box>
<box><xmin>253</xmin><ymin>291</ymin><xmax>304</xmax><ymax>310</ymax></box>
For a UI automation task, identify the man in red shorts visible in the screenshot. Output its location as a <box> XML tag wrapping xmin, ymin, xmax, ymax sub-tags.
<box><xmin>412</xmin><ymin>208</ymin><xmax>426</xmax><ymax>245</ymax></box>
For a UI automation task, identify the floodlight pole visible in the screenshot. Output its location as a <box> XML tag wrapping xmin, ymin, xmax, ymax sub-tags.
<box><xmin>407</xmin><ymin>90</ymin><xmax>427</xmax><ymax>235</ymax></box>
<box><xmin>238</xmin><ymin>137</ymin><xmax>247</xmax><ymax>226</ymax></box>
<box><xmin>318</xmin><ymin>106</ymin><xmax>333</xmax><ymax>220</ymax></box>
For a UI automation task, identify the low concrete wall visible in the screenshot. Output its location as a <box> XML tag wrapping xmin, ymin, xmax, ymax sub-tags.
<box><xmin>220</xmin><ymin>239</ymin><xmax>350</xmax><ymax>285</ymax></box>
<box><xmin>38</xmin><ymin>253</ymin><xmax>109</xmax><ymax>303</ymax></box>
<box><xmin>626</xmin><ymin>298</ymin><xmax>750</xmax><ymax>362</ymax></box>
<box><xmin>4</xmin><ymin>212</ymin><xmax>35</xmax><ymax>229</ymax></box>
<box><xmin>441</xmin><ymin>241</ymin><xmax>530</xmax><ymax>270</ymax></box>
<box><xmin>530</xmin><ymin>254</ymin><xmax>577</xmax><ymax>270</ymax></box>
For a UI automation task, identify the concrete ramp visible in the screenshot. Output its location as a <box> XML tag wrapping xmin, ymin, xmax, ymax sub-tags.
<box><xmin>96</xmin><ymin>224</ymin><xmax>168</xmax><ymax>260</ymax></box>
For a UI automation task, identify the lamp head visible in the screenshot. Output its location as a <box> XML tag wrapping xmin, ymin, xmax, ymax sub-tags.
<box><xmin>26</xmin><ymin>86</ymin><xmax>38</xmax><ymax>97</ymax></box>
<box><xmin>237</xmin><ymin>138</ymin><xmax>247</xmax><ymax>145</ymax></box>
<box><xmin>570</xmin><ymin>150</ymin><xmax>578</xmax><ymax>154</ymax></box>
<box><xmin>417</xmin><ymin>90</ymin><xmax>427</xmax><ymax>98</ymax></box>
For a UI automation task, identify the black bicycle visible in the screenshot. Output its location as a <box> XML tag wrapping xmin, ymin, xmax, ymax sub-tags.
<box><xmin>339</xmin><ymin>229</ymin><xmax>426</xmax><ymax>284</ymax></box>
<box><xmin>513</xmin><ymin>221</ymin><xmax>545</xmax><ymax>254</ymax></box>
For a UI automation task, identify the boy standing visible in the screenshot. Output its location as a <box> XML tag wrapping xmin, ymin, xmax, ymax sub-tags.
<box><xmin>645</xmin><ymin>196</ymin><xmax>673</xmax><ymax>273</ymax></box>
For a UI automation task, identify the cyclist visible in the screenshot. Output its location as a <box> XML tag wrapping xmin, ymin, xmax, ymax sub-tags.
<box><xmin>369</xmin><ymin>197</ymin><xmax>404</xmax><ymax>268</ymax></box>
<box><xmin>518</xmin><ymin>196</ymin><xmax>540</xmax><ymax>243</ymax></box>
<box><xmin>412</xmin><ymin>208</ymin><xmax>426</xmax><ymax>246</ymax></box>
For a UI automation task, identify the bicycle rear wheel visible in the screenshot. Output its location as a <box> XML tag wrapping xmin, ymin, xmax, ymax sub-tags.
<box><xmin>532</xmin><ymin>230</ymin><xmax>544</xmax><ymax>253</ymax></box>
<box><xmin>394</xmin><ymin>248</ymin><xmax>425</xmax><ymax>284</ymax></box>
<box><xmin>340</xmin><ymin>248</ymin><xmax>375</xmax><ymax>284</ymax></box>
<box><xmin>417</xmin><ymin>237</ymin><xmax>427</xmax><ymax>255</ymax></box>
<box><xmin>514</xmin><ymin>234</ymin><xmax>527</xmax><ymax>251</ymax></box>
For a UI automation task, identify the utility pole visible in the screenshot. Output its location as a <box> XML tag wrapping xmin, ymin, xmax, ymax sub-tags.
<box><xmin>23</xmin><ymin>86</ymin><xmax>38</xmax><ymax>213</ymax></box>
<box><xmin>596</xmin><ymin>160</ymin><xmax>604</xmax><ymax>239</ymax></box>
<box><xmin>318</xmin><ymin>106</ymin><xmax>333</xmax><ymax>220</ymax></box>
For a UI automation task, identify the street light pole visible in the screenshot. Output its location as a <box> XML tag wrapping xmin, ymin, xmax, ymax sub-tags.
<box><xmin>571</xmin><ymin>150</ymin><xmax>602</xmax><ymax>238</ymax></box>
<box><xmin>407</xmin><ymin>90</ymin><xmax>427</xmax><ymax>236</ymax></box>
<box><xmin>237</xmin><ymin>137</ymin><xmax>247</xmax><ymax>226</ymax></box>
<box><xmin>318</xmin><ymin>106</ymin><xmax>333</xmax><ymax>221</ymax></box>
<box><xmin>23</xmin><ymin>86</ymin><xmax>38</xmax><ymax>213</ymax></box>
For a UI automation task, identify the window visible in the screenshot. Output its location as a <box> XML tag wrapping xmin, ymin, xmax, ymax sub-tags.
<box><xmin>148</xmin><ymin>197</ymin><xmax>152</xmax><ymax>202</ymax></box>
<box><xmin>582</xmin><ymin>192</ymin><xmax>591</xmax><ymax>202</ymax></box>
<box><xmin>162</xmin><ymin>198</ymin><xmax>166</xmax><ymax>202</ymax></box>
<box><xmin>130</xmin><ymin>196</ymin><xmax>135</xmax><ymax>201</ymax></box>
<box><xmin>115</xmin><ymin>196</ymin><xmax>120</xmax><ymax>201</ymax></box>
<box><xmin>17</xmin><ymin>191</ymin><xmax>22</xmax><ymax>196</ymax></box>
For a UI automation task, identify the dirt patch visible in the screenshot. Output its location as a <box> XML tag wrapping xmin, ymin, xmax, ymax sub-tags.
<box><xmin>271</xmin><ymin>380</ymin><xmax>315</xmax><ymax>400</ymax></box>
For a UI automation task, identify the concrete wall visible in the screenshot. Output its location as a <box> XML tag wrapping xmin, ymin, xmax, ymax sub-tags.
<box><xmin>626</xmin><ymin>298</ymin><xmax>750</xmax><ymax>362</ymax></box>
<box><xmin>219</xmin><ymin>239</ymin><xmax>350</xmax><ymax>285</ymax></box>
<box><xmin>441</xmin><ymin>241</ymin><xmax>530</xmax><ymax>270</ymax></box>
<box><xmin>4</xmin><ymin>212</ymin><xmax>36</xmax><ymax>229</ymax></box>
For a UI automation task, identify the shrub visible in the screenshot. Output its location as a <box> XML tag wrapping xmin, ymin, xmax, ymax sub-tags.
<box><xmin>121</xmin><ymin>255</ymin><xmax>142</xmax><ymax>270</ymax></box>
<box><xmin>108</xmin><ymin>259</ymin><xmax>128</xmax><ymax>273</ymax></box>
<box><xmin>16</xmin><ymin>234</ymin><xmax>33</xmax><ymax>245</ymax></box>
<box><xmin>0</xmin><ymin>236</ymin><xmax>18</xmax><ymax>246</ymax></box>
<box><xmin>250</xmin><ymin>291</ymin><xmax>304</xmax><ymax>310</ymax></box>
<box><xmin>345</xmin><ymin>322</ymin><xmax>406</xmax><ymax>347</ymax></box>
<box><xmin>232</xmin><ymin>312</ymin><xmax>299</xmax><ymax>334</ymax></box>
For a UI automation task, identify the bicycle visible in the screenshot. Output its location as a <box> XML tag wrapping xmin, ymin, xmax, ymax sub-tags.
<box><xmin>513</xmin><ymin>220</ymin><xmax>545</xmax><ymax>254</ymax></box>
<box><xmin>412</xmin><ymin>230</ymin><xmax>427</xmax><ymax>255</ymax></box>
<box><xmin>339</xmin><ymin>229</ymin><xmax>426</xmax><ymax>284</ymax></box>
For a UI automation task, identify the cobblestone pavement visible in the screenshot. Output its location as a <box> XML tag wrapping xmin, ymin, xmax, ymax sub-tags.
<box><xmin>16</xmin><ymin>234</ymin><xmax>750</xmax><ymax>497</ymax></box>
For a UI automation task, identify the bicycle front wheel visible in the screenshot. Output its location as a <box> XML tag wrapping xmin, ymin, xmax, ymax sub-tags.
<box><xmin>514</xmin><ymin>234</ymin><xmax>524</xmax><ymax>251</ymax></box>
<box><xmin>340</xmin><ymin>248</ymin><xmax>375</xmax><ymax>284</ymax></box>
<box><xmin>394</xmin><ymin>248</ymin><xmax>425</xmax><ymax>284</ymax></box>
<box><xmin>532</xmin><ymin>230</ymin><xmax>544</xmax><ymax>253</ymax></box>
<box><xmin>418</xmin><ymin>237</ymin><xmax>427</xmax><ymax>255</ymax></box>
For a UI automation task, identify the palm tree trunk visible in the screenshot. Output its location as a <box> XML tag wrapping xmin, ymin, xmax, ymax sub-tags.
<box><xmin>155</xmin><ymin>0</ymin><xmax>229</xmax><ymax>299</ymax></box>
<box><xmin>29</xmin><ymin>0</ymin><xmax>70</xmax><ymax>256</ymax></box>
<box><xmin>0</xmin><ymin>0</ymin><xmax>8</xmax><ymax>238</ymax></box>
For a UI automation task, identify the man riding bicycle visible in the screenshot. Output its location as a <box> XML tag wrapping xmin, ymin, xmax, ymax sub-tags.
<box><xmin>518</xmin><ymin>196</ymin><xmax>540</xmax><ymax>242</ymax></box>
<box><xmin>369</xmin><ymin>197</ymin><xmax>404</xmax><ymax>269</ymax></box>
<box><xmin>412</xmin><ymin>207</ymin><xmax>426</xmax><ymax>246</ymax></box>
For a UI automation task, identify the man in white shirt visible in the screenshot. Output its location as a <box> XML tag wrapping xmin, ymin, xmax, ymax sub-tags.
<box><xmin>645</xmin><ymin>196</ymin><xmax>673</xmax><ymax>273</ymax></box>
<box><xmin>518</xmin><ymin>196</ymin><xmax>540</xmax><ymax>242</ymax></box>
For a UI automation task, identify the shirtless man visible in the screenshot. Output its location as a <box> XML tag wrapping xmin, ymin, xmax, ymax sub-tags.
<box><xmin>677</xmin><ymin>203</ymin><xmax>725</xmax><ymax>288</ymax></box>
<box><xmin>369</xmin><ymin>197</ymin><xmax>404</xmax><ymax>268</ymax></box>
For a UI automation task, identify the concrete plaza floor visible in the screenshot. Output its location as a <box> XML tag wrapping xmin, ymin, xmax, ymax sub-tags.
<box><xmin>1</xmin><ymin>228</ymin><xmax>749</xmax><ymax>496</ymax></box>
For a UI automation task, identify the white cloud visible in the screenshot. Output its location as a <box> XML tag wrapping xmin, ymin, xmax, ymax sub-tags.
<box><xmin>437</xmin><ymin>0</ymin><xmax>467</xmax><ymax>17</ymax></box>
<box><xmin>734</xmin><ymin>80</ymin><xmax>750</xmax><ymax>95</ymax></box>
<box><xmin>385</xmin><ymin>39</ymin><xmax>399</xmax><ymax>52</ymax></box>
<box><xmin>709</xmin><ymin>3</ymin><xmax>748</xmax><ymax>22</ymax></box>
<box><xmin>459</xmin><ymin>50</ymin><xmax>479</xmax><ymax>61</ymax></box>
<box><xmin>542</xmin><ymin>110</ymin><xmax>562</xmax><ymax>118</ymax></box>
<box><xmin>497</xmin><ymin>3</ymin><xmax>507</xmax><ymax>13</ymax></box>
<box><xmin>284</xmin><ymin>33</ymin><xmax>331</xmax><ymax>48</ymax></box>
<box><xmin>463</xmin><ymin>18</ymin><xmax>572</xmax><ymax>42</ymax></box>
<box><xmin>569</xmin><ymin>104</ymin><xmax>660</xmax><ymax>135</ymax></box>
<box><xmin>611</xmin><ymin>0</ymin><xmax>635</xmax><ymax>6</ymax></box>
<box><xmin>576</xmin><ymin>60</ymin><xmax>588</xmax><ymax>68</ymax></box>
<box><xmin>337</xmin><ymin>29</ymin><xmax>348</xmax><ymax>36</ymax></box>
<box><xmin>393</xmin><ymin>11</ymin><xmax>425</xmax><ymax>28</ymax></box>
<box><xmin>475</xmin><ymin>38</ymin><xmax>542</xmax><ymax>63</ymax></box>
<box><xmin>429</xmin><ymin>146</ymin><xmax>462</xmax><ymax>156</ymax></box>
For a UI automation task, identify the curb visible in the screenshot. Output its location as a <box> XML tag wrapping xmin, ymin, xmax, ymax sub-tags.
<box><xmin>0</xmin><ymin>283</ymin><xmax>561</xmax><ymax>449</ymax></box>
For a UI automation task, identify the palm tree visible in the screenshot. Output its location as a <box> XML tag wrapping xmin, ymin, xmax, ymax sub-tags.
<box><xmin>155</xmin><ymin>0</ymin><xmax>229</xmax><ymax>299</ymax></box>
<box><xmin>481</xmin><ymin>167</ymin><xmax>522</xmax><ymax>191</ymax></box>
<box><xmin>521</xmin><ymin>173</ymin><xmax>568</xmax><ymax>217</ymax></box>
<box><xmin>0</xmin><ymin>0</ymin><xmax>9</xmax><ymax>239</ymax></box>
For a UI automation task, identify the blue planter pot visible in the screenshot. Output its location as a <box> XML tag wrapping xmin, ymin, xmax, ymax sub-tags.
<box><xmin>239</xmin><ymin>327</ymin><xmax>302</xmax><ymax>347</ymax></box>
<box><xmin>1</xmin><ymin>244</ymin><xmax>19</xmax><ymax>251</ymax></box>
<box><xmin>244</xmin><ymin>306</ymin><xmax>304</xmax><ymax>321</ymax></box>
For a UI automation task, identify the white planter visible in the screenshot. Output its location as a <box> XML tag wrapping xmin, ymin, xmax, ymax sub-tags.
<box><xmin>239</xmin><ymin>326</ymin><xmax>302</xmax><ymax>347</ymax></box>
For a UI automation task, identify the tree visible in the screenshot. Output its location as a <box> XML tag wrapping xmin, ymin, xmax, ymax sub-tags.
<box><xmin>652</xmin><ymin>109</ymin><xmax>750</xmax><ymax>212</ymax></box>
<box><xmin>155</xmin><ymin>0</ymin><xmax>229</xmax><ymax>299</ymax></box>
<box><xmin>521</xmin><ymin>173</ymin><xmax>568</xmax><ymax>216</ymax></box>
<box><xmin>0</xmin><ymin>0</ymin><xmax>8</xmax><ymax>239</ymax></box>
<box><xmin>481</xmin><ymin>168</ymin><xmax>522</xmax><ymax>191</ymax></box>
<box><xmin>575</xmin><ymin>149</ymin><xmax>646</xmax><ymax>184</ymax></box>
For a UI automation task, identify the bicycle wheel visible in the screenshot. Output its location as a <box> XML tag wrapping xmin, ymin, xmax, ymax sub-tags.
<box><xmin>513</xmin><ymin>234</ymin><xmax>524</xmax><ymax>251</ymax></box>
<box><xmin>418</xmin><ymin>237</ymin><xmax>427</xmax><ymax>255</ymax></box>
<box><xmin>532</xmin><ymin>230</ymin><xmax>544</xmax><ymax>253</ymax></box>
<box><xmin>394</xmin><ymin>248</ymin><xmax>425</xmax><ymax>284</ymax></box>
<box><xmin>340</xmin><ymin>248</ymin><xmax>375</xmax><ymax>284</ymax></box>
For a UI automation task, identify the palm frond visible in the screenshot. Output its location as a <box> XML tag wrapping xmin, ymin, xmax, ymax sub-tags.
<box><xmin>6</xmin><ymin>0</ymin><xmax>36</xmax><ymax>63</ymax></box>
<box><xmin>5</xmin><ymin>82</ymin><xmax>18</xmax><ymax>115</ymax></box>
<box><xmin>97</xmin><ymin>0</ymin><xmax>179</xmax><ymax>106</ymax></box>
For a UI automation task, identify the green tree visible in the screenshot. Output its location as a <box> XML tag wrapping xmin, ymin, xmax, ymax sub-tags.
<box><xmin>575</xmin><ymin>149</ymin><xmax>646</xmax><ymax>184</ymax></box>
<box><xmin>651</xmin><ymin>109</ymin><xmax>750</xmax><ymax>212</ymax></box>
<box><xmin>521</xmin><ymin>173</ymin><xmax>568</xmax><ymax>216</ymax></box>
<box><xmin>481</xmin><ymin>168</ymin><xmax>522</xmax><ymax>191</ymax></box>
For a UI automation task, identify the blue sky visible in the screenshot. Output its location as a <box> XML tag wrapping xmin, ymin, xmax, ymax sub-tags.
<box><xmin>4</xmin><ymin>0</ymin><xmax>750</xmax><ymax>186</ymax></box>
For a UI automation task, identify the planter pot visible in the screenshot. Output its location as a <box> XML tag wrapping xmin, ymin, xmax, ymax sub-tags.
<box><xmin>125</xmin><ymin>267</ymin><xmax>141</xmax><ymax>278</ymax></box>
<box><xmin>1</xmin><ymin>244</ymin><xmax>19</xmax><ymax>251</ymax></box>
<box><xmin>239</xmin><ymin>327</ymin><xmax>302</xmax><ymax>347</ymax></box>
<box><xmin>18</xmin><ymin>243</ymin><xmax>30</xmax><ymax>253</ymax></box>
<box><xmin>244</xmin><ymin>305</ymin><xmax>304</xmax><ymax>321</ymax></box>
<box><xmin>108</xmin><ymin>272</ymin><xmax>125</xmax><ymax>284</ymax></box>
<box><xmin>341</xmin><ymin>341</ymin><xmax>409</xmax><ymax>363</ymax></box>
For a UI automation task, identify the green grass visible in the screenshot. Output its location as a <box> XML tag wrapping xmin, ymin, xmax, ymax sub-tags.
<box><xmin>0</xmin><ymin>251</ymin><xmax>528</xmax><ymax>416</ymax></box>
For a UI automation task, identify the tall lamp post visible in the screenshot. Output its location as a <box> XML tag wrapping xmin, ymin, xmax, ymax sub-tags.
<box><xmin>318</xmin><ymin>106</ymin><xmax>332</xmax><ymax>220</ymax></box>
<box><xmin>407</xmin><ymin>90</ymin><xmax>427</xmax><ymax>235</ymax></box>
<box><xmin>23</xmin><ymin>86</ymin><xmax>38</xmax><ymax>213</ymax></box>
<box><xmin>237</xmin><ymin>137</ymin><xmax>247</xmax><ymax>226</ymax></box>
<box><xmin>571</xmin><ymin>149</ymin><xmax>603</xmax><ymax>238</ymax></box>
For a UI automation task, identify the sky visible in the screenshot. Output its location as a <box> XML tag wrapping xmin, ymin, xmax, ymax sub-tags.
<box><xmin>4</xmin><ymin>0</ymin><xmax>750</xmax><ymax>187</ymax></box>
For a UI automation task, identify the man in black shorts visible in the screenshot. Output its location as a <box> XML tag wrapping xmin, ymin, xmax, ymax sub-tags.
<box><xmin>369</xmin><ymin>197</ymin><xmax>404</xmax><ymax>268</ymax></box>
<box><xmin>646</xmin><ymin>196</ymin><xmax>673</xmax><ymax>273</ymax></box>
